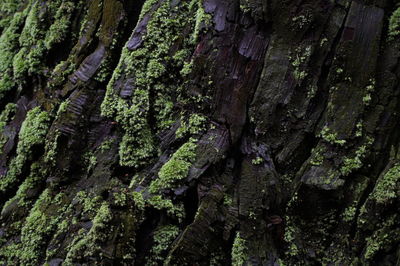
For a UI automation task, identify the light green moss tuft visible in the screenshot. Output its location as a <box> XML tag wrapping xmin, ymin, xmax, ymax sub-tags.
<box><xmin>44</xmin><ymin>1</ymin><xmax>75</xmax><ymax>49</ymax></box>
<box><xmin>370</xmin><ymin>163</ymin><xmax>400</xmax><ymax>204</ymax></box>
<box><xmin>0</xmin><ymin>11</ymin><xmax>26</xmax><ymax>98</ymax></box>
<box><xmin>191</xmin><ymin>0</ymin><xmax>212</xmax><ymax>43</ymax></box>
<box><xmin>147</xmin><ymin>225</ymin><xmax>180</xmax><ymax>264</ymax></box>
<box><xmin>176</xmin><ymin>113</ymin><xmax>207</xmax><ymax>138</ymax></box>
<box><xmin>101</xmin><ymin>0</ymin><xmax>206</xmax><ymax>168</ymax></box>
<box><xmin>319</xmin><ymin>126</ymin><xmax>346</xmax><ymax>146</ymax></box>
<box><xmin>0</xmin><ymin>107</ymin><xmax>50</xmax><ymax>193</ymax></box>
<box><xmin>364</xmin><ymin>215</ymin><xmax>400</xmax><ymax>260</ymax></box>
<box><xmin>1</xmin><ymin>162</ymin><xmax>44</xmax><ymax>213</ymax></box>
<box><xmin>231</xmin><ymin>232</ymin><xmax>248</xmax><ymax>266</ymax></box>
<box><xmin>251</xmin><ymin>157</ymin><xmax>263</xmax><ymax>165</ymax></box>
<box><xmin>289</xmin><ymin>45</ymin><xmax>312</xmax><ymax>81</ymax></box>
<box><xmin>132</xmin><ymin>191</ymin><xmax>146</xmax><ymax>210</ymax></box>
<box><xmin>19</xmin><ymin>189</ymin><xmax>68</xmax><ymax>265</ymax></box>
<box><xmin>147</xmin><ymin>195</ymin><xmax>185</xmax><ymax>219</ymax></box>
<box><xmin>388</xmin><ymin>7</ymin><xmax>400</xmax><ymax>40</ymax></box>
<box><xmin>0</xmin><ymin>103</ymin><xmax>17</xmax><ymax>148</ymax></box>
<box><xmin>149</xmin><ymin>138</ymin><xmax>197</xmax><ymax>194</ymax></box>
<box><xmin>340</xmin><ymin>137</ymin><xmax>373</xmax><ymax>176</ymax></box>
<box><xmin>64</xmin><ymin>201</ymin><xmax>113</xmax><ymax>264</ymax></box>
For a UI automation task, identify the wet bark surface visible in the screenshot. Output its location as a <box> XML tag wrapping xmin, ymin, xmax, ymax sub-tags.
<box><xmin>0</xmin><ymin>0</ymin><xmax>399</xmax><ymax>265</ymax></box>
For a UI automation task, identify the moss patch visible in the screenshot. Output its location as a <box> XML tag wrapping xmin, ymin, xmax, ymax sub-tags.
<box><xmin>231</xmin><ymin>232</ymin><xmax>248</xmax><ymax>266</ymax></box>
<box><xmin>0</xmin><ymin>107</ymin><xmax>50</xmax><ymax>193</ymax></box>
<box><xmin>149</xmin><ymin>138</ymin><xmax>197</xmax><ymax>194</ymax></box>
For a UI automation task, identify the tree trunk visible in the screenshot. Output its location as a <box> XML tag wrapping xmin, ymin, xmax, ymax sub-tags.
<box><xmin>0</xmin><ymin>0</ymin><xmax>399</xmax><ymax>265</ymax></box>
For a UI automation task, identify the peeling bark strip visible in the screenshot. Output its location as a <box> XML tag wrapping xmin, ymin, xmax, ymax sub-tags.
<box><xmin>0</xmin><ymin>0</ymin><xmax>399</xmax><ymax>265</ymax></box>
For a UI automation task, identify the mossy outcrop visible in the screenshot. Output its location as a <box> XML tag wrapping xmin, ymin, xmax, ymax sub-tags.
<box><xmin>0</xmin><ymin>0</ymin><xmax>399</xmax><ymax>265</ymax></box>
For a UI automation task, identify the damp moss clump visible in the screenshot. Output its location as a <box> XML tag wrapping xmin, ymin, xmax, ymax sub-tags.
<box><xmin>319</xmin><ymin>126</ymin><xmax>346</xmax><ymax>146</ymax></box>
<box><xmin>388</xmin><ymin>7</ymin><xmax>400</xmax><ymax>40</ymax></box>
<box><xmin>100</xmin><ymin>0</ymin><xmax>210</xmax><ymax>168</ymax></box>
<box><xmin>147</xmin><ymin>225</ymin><xmax>180</xmax><ymax>264</ymax></box>
<box><xmin>0</xmin><ymin>103</ymin><xmax>17</xmax><ymax>148</ymax></box>
<box><xmin>149</xmin><ymin>138</ymin><xmax>197</xmax><ymax>194</ymax></box>
<box><xmin>364</xmin><ymin>214</ymin><xmax>400</xmax><ymax>260</ymax></box>
<box><xmin>0</xmin><ymin>107</ymin><xmax>50</xmax><ymax>193</ymax></box>
<box><xmin>231</xmin><ymin>232</ymin><xmax>248</xmax><ymax>266</ymax></box>
<box><xmin>13</xmin><ymin>0</ymin><xmax>73</xmax><ymax>81</ymax></box>
<box><xmin>19</xmin><ymin>189</ymin><xmax>68</xmax><ymax>265</ymax></box>
<box><xmin>44</xmin><ymin>1</ymin><xmax>75</xmax><ymax>49</ymax></box>
<box><xmin>370</xmin><ymin>163</ymin><xmax>400</xmax><ymax>204</ymax></box>
<box><xmin>64</xmin><ymin>201</ymin><xmax>113</xmax><ymax>263</ymax></box>
<box><xmin>175</xmin><ymin>113</ymin><xmax>207</xmax><ymax>139</ymax></box>
<box><xmin>1</xmin><ymin>162</ymin><xmax>43</xmax><ymax>213</ymax></box>
<box><xmin>0</xmin><ymin>11</ymin><xmax>26</xmax><ymax>99</ymax></box>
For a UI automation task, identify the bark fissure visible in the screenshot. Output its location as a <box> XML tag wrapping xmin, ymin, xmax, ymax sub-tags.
<box><xmin>0</xmin><ymin>0</ymin><xmax>399</xmax><ymax>265</ymax></box>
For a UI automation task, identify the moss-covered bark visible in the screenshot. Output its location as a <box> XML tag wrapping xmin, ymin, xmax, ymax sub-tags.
<box><xmin>0</xmin><ymin>0</ymin><xmax>399</xmax><ymax>265</ymax></box>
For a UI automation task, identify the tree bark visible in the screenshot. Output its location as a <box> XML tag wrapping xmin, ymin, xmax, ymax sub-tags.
<box><xmin>0</xmin><ymin>0</ymin><xmax>399</xmax><ymax>265</ymax></box>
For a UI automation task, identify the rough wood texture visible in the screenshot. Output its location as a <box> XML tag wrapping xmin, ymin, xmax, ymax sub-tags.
<box><xmin>0</xmin><ymin>0</ymin><xmax>399</xmax><ymax>265</ymax></box>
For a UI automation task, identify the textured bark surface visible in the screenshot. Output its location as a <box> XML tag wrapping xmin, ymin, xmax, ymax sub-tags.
<box><xmin>0</xmin><ymin>0</ymin><xmax>399</xmax><ymax>265</ymax></box>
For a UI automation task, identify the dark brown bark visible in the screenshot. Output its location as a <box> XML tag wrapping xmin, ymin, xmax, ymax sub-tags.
<box><xmin>0</xmin><ymin>0</ymin><xmax>399</xmax><ymax>265</ymax></box>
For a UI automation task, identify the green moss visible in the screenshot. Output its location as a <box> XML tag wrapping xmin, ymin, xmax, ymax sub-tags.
<box><xmin>147</xmin><ymin>195</ymin><xmax>185</xmax><ymax>219</ymax></box>
<box><xmin>101</xmin><ymin>0</ymin><xmax>206</xmax><ymax>168</ymax></box>
<box><xmin>19</xmin><ymin>189</ymin><xmax>68</xmax><ymax>265</ymax></box>
<box><xmin>176</xmin><ymin>113</ymin><xmax>207</xmax><ymax>138</ymax></box>
<box><xmin>0</xmin><ymin>107</ymin><xmax>50</xmax><ymax>193</ymax></box>
<box><xmin>73</xmin><ymin>191</ymin><xmax>102</xmax><ymax>217</ymax></box>
<box><xmin>342</xmin><ymin>205</ymin><xmax>357</xmax><ymax>222</ymax></box>
<box><xmin>44</xmin><ymin>130</ymin><xmax>61</xmax><ymax>166</ymax></box>
<box><xmin>307</xmin><ymin>84</ymin><xmax>317</xmax><ymax>98</ymax></box>
<box><xmin>388</xmin><ymin>7</ymin><xmax>400</xmax><ymax>40</ymax></box>
<box><xmin>364</xmin><ymin>215</ymin><xmax>400</xmax><ymax>260</ymax></box>
<box><xmin>223</xmin><ymin>194</ymin><xmax>233</xmax><ymax>206</ymax></box>
<box><xmin>0</xmin><ymin>0</ymin><xmax>25</xmax><ymax>29</ymax></box>
<box><xmin>113</xmin><ymin>191</ymin><xmax>128</xmax><ymax>207</ymax></box>
<box><xmin>239</xmin><ymin>1</ymin><xmax>252</xmax><ymax>13</ymax></box>
<box><xmin>340</xmin><ymin>138</ymin><xmax>373</xmax><ymax>176</ymax></box>
<box><xmin>191</xmin><ymin>0</ymin><xmax>212</xmax><ymax>43</ymax></box>
<box><xmin>44</xmin><ymin>1</ymin><xmax>75</xmax><ymax>49</ymax></box>
<box><xmin>15</xmin><ymin>106</ymin><xmax>50</xmax><ymax>156</ymax></box>
<box><xmin>118</xmin><ymin>129</ymin><xmax>154</xmax><ymax>168</ymax></box>
<box><xmin>319</xmin><ymin>126</ymin><xmax>346</xmax><ymax>146</ymax></box>
<box><xmin>370</xmin><ymin>163</ymin><xmax>400</xmax><ymax>204</ymax></box>
<box><xmin>251</xmin><ymin>157</ymin><xmax>263</xmax><ymax>165</ymax></box>
<box><xmin>14</xmin><ymin>1</ymin><xmax>45</xmax><ymax>79</ymax></box>
<box><xmin>355</xmin><ymin>121</ymin><xmax>363</xmax><ymax>137</ymax></box>
<box><xmin>48</xmin><ymin>60</ymin><xmax>76</xmax><ymax>89</ymax></box>
<box><xmin>0</xmin><ymin>243</ymin><xmax>22</xmax><ymax>265</ymax></box>
<box><xmin>12</xmin><ymin>47</ymin><xmax>29</xmax><ymax>80</ymax></box>
<box><xmin>0</xmin><ymin>103</ymin><xmax>17</xmax><ymax>125</ymax></box>
<box><xmin>93</xmin><ymin>57</ymin><xmax>112</xmax><ymax>83</ymax></box>
<box><xmin>310</xmin><ymin>146</ymin><xmax>325</xmax><ymax>166</ymax></box>
<box><xmin>98</xmin><ymin>137</ymin><xmax>115</xmax><ymax>152</ymax></box>
<box><xmin>56</xmin><ymin>99</ymin><xmax>70</xmax><ymax>118</ymax></box>
<box><xmin>147</xmin><ymin>225</ymin><xmax>180</xmax><ymax>264</ymax></box>
<box><xmin>2</xmin><ymin>162</ymin><xmax>43</xmax><ymax>212</ymax></box>
<box><xmin>363</xmin><ymin>79</ymin><xmax>375</xmax><ymax>106</ymax></box>
<box><xmin>83</xmin><ymin>151</ymin><xmax>97</xmax><ymax>173</ymax></box>
<box><xmin>231</xmin><ymin>232</ymin><xmax>248</xmax><ymax>266</ymax></box>
<box><xmin>285</xmin><ymin>228</ymin><xmax>300</xmax><ymax>257</ymax></box>
<box><xmin>289</xmin><ymin>45</ymin><xmax>312</xmax><ymax>81</ymax></box>
<box><xmin>132</xmin><ymin>191</ymin><xmax>146</xmax><ymax>210</ymax></box>
<box><xmin>11</xmin><ymin>0</ymin><xmax>71</xmax><ymax>82</ymax></box>
<box><xmin>0</xmin><ymin>103</ymin><xmax>17</xmax><ymax>148</ymax></box>
<box><xmin>138</xmin><ymin>0</ymin><xmax>159</xmax><ymax>21</ymax></box>
<box><xmin>0</xmin><ymin>11</ymin><xmax>26</xmax><ymax>98</ymax></box>
<box><xmin>64</xmin><ymin>201</ymin><xmax>113</xmax><ymax>264</ymax></box>
<box><xmin>149</xmin><ymin>138</ymin><xmax>197</xmax><ymax>194</ymax></box>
